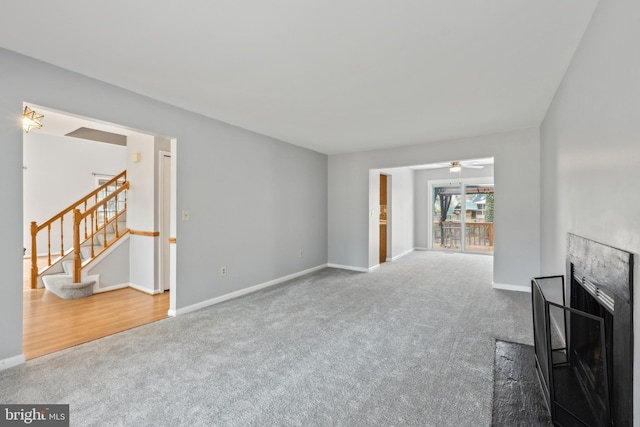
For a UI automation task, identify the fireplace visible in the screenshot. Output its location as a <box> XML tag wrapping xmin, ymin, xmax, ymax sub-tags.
<box><xmin>531</xmin><ymin>234</ymin><xmax>633</xmax><ymax>426</ymax></box>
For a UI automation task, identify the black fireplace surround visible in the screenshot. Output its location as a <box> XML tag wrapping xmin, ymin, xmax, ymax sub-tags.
<box><xmin>532</xmin><ymin>234</ymin><xmax>633</xmax><ymax>426</ymax></box>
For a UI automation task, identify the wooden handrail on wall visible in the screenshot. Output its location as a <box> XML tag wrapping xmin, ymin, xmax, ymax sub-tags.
<box><xmin>30</xmin><ymin>170</ymin><xmax>128</xmax><ymax>288</ymax></box>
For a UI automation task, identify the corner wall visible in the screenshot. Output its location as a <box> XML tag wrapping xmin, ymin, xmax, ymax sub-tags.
<box><xmin>539</xmin><ymin>0</ymin><xmax>640</xmax><ymax>422</ymax></box>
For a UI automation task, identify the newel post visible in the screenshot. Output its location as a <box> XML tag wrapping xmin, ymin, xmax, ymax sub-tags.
<box><xmin>73</xmin><ymin>209</ymin><xmax>82</xmax><ymax>283</ymax></box>
<box><xmin>30</xmin><ymin>221</ymin><xmax>38</xmax><ymax>289</ymax></box>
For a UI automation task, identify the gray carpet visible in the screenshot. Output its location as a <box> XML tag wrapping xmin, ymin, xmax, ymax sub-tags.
<box><xmin>1</xmin><ymin>251</ymin><xmax>533</xmax><ymax>426</ymax></box>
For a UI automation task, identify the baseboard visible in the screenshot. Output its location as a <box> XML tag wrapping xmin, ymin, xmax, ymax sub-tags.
<box><xmin>327</xmin><ymin>263</ymin><xmax>370</xmax><ymax>272</ymax></box>
<box><xmin>173</xmin><ymin>264</ymin><xmax>328</xmax><ymax>316</ymax></box>
<box><xmin>492</xmin><ymin>282</ymin><xmax>531</xmax><ymax>293</ymax></box>
<box><xmin>92</xmin><ymin>282</ymin><xmax>161</xmax><ymax>295</ymax></box>
<box><xmin>0</xmin><ymin>354</ymin><xmax>25</xmax><ymax>371</ymax></box>
<box><xmin>93</xmin><ymin>283</ymin><xmax>128</xmax><ymax>294</ymax></box>
<box><xmin>128</xmin><ymin>283</ymin><xmax>163</xmax><ymax>295</ymax></box>
<box><xmin>391</xmin><ymin>248</ymin><xmax>414</xmax><ymax>261</ymax></box>
<box><xmin>414</xmin><ymin>247</ymin><xmax>429</xmax><ymax>251</ymax></box>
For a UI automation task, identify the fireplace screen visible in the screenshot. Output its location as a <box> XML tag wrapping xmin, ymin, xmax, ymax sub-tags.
<box><xmin>532</xmin><ymin>276</ymin><xmax>611</xmax><ymax>427</ymax></box>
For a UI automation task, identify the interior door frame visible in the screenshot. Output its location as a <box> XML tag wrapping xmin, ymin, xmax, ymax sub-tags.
<box><xmin>379</xmin><ymin>173</ymin><xmax>390</xmax><ymax>264</ymax></box>
<box><xmin>159</xmin><ymin>150</ymin><xmax>171</xmax><ymax>292</ymax></box>
<box><xmin>427</xmin><ymin>176</ymin><xmax>494</xmax><ymax>252</ymax></box>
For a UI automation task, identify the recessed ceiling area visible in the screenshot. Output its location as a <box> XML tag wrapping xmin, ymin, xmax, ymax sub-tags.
<box><xmin>1</xmin><ymin>1</ymin><xmax>598</xmax><ymax>154</ymax></box>
<box><xmin>65</xmin><ymin>128</ymin><xmax>127</xmax><ymax>146</ymax></box>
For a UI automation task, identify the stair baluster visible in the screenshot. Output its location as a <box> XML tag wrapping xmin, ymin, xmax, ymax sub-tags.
<box><xmin>30</xmin><ymin>170</ymin><xmax>129</xmax><ymax>288</ymax></box>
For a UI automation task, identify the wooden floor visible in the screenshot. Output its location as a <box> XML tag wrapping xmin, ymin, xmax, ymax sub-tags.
<box><xmin>23</xmin><ymin>258</ymin><xmax>169</xmax><ymax>360</ymax></box>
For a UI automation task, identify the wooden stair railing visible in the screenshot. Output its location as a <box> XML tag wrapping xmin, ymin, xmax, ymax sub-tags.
<box><xmin>73</xmin><ymin>181</ymin><xmax>130</xmax><ymax>282</ymax></box>
<box><xmin>30</xmin><ymin>170</ymin><xmax>128</xmax><ymax>288</ymax></box>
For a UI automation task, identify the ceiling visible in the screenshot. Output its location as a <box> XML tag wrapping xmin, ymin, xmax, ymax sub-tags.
<box><xmin>0</xmin><ymin>1</ymin><xmax>598</xmax><ymax>155</ymax></box>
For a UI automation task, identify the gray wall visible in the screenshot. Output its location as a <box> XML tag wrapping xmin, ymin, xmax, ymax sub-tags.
<box><xmin>328</xmin><ymin>128</ymin><xmax>540</xmax><ymax>288</ymax></box>
<box><xmin>87</xmin><ymin>239</ymin><xmax>130</xmax><ymax>290</ymax></box>
<box><xmin>539</xmin><ymin>0</ymin><xmax>640</xmax><ymax>420</ymax></box>
<box><xmin>0</xmin><ymin>48</ymin><xmax>327</xmax><ymax>362</ymax></box>
<box><xmin>414</xmin><ymin>165</ymin><xmax>494</xmax><ymax>249</ymax></box>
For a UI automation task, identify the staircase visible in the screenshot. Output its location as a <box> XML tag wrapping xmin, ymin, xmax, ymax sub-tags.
<box><xmin>30</xmin><ymin>170</ymin><xmax>130</xmax><ymax>290</ymax></box>
<box><xmin>78</xmin><ymin>214</ymin><xmax>128</xmax><ymax>261</ymax></box>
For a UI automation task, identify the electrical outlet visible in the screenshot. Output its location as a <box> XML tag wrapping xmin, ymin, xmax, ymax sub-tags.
<box><xmin>299</xmin><ymin>249</ymin><xmax>304</xmax><ymax>258</ymax></box>
<box><xmin>220</xmin><ymin>266</ymin><xmax>227</xmax><ymax>277</ymax></box>
<box><xmin>182</xmin><ymin>210</ymin><xmax>190</xmax><ymax>221</ymax></box>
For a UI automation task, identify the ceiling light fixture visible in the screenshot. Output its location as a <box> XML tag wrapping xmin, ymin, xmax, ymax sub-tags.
<box><xmin>449</xmin><ymin>162</ymin><xmax>462</xmax><ymax>173</ymax></box>
<box><xmin>22</xmin><ymin>105</ymin><xmax>44</xmax><ymax>133</ymax></box>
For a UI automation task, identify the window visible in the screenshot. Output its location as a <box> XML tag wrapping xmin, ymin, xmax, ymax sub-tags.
<box><xmin>428</xmin><ymin>178</ymin><xmax>494</xmax><ymax>254</ymax></box>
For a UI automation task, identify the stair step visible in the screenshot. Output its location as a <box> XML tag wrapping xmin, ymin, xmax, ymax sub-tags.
<box><xmin>106</xmin><ymin>222</ymin><xmax>127</xmax><ymax>233</ymax></box>
<box><xmin>80</xmin><ymin>245</ymin><xmax>103</xmax><ymax>260</ymax></box>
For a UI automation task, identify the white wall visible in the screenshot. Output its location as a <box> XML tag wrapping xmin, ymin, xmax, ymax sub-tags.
<box><xmin>127</xmin><ymin>132</ymin><xmax>157</xmax><ymax>293</ymax></box>
<box><xmin>539</xmin><ymin>0</ymin><xmax>640</xmax><ymax>422</ymax></box>
<box><xmin>23</xmin><ymin>132</ymin><xmax>126</xmax><ymax>256</ymax></box>
<box><xmin>328</xmin><ymin>128</ymin><xmax>540</xmax><ymax>289</ymax></box>
<box><xmin>414</xmin><ymin>165</ymin><xmax>494</xmax><ymax>249</ymax></box>
<box><xmin>0</xmin><ymin>48</ymin><xmax>328</xmax><ymax>364</ymax></box>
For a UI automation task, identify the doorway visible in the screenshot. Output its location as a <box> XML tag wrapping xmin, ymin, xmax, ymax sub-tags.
<box><xmin>22</xmin><ymin>104</ymin><xmax>175</xmax><ymax>359</ymax></box>
<box><xmin>379</xmin><ymin>174</ymin><xmax>388</xmax><ymax>264</ymax></box>
<box><xmin>160</xmin><ymin>151</ymin><xmax>171</xmax><ymax>291</ymax></box>
<box><xmin>429</xmin><ymin>178</ymin><xmax>494</xmax><ymax>254</ymax></box>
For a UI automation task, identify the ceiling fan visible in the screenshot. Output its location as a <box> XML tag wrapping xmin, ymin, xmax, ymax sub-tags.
<box><xmin>447</xmin><ymin>161</ymin><xmax>484</xmax><ymax>172</ymax></box>
<box><xmin>431</xmin><ymin>161</ymin><xmax>485</xmax><ymax>173</ymax></box>
<box><xmin>411</xmin><ymin>158</ymin><xmax>492</xmax><ymax>173</ymax></box>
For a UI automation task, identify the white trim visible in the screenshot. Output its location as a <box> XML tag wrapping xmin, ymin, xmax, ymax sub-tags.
<box><xmin>327</xmin><ymin>263</ymin><xmax>370</xmax><ymax>272</ymax></box>
<box><xmin>128</xmin><ymin>282</ymin><xmax>163</xmax><ymax>295</ymax></box>
<box><xmin>390</xmin><ymin>248</ymin><xmax>414</xmax><ymax>261</ymax></box>
<box><xmin>492</xmin><ymin>282</ymin><xmax>531</xmax><ymax>293</ymax></box>
<box><xmin>83</xmin><ymin>274</ymin><xmax>100</xmax><ymax>291</ymax></box>
<box><xmin>414</xmin><ymin>247</ymin><xmax>429</xmax><ymax>251</ymax></box>
<box><xmin>93</xmin><ymin>283</ymin><xmax>128</xmax><ymax>293</ymax></box>
<box><xmin>93</xmin><ymin>282</ymin><xmax>163</xmax><ymax>295</ymax></box>
<box><xmin>0</xmin><ymin>354</ymin><xmax>25</xmax><ymax>371</ymax></box>
<box><xmin>158</xmin><ymin>150</ymin><xmax>171</xmax><ymax>293</ymax></box>
<box><xmin>172</xmin><ymin>264</ymin><xmax>328</xmax><ymax>316</ymax></box>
